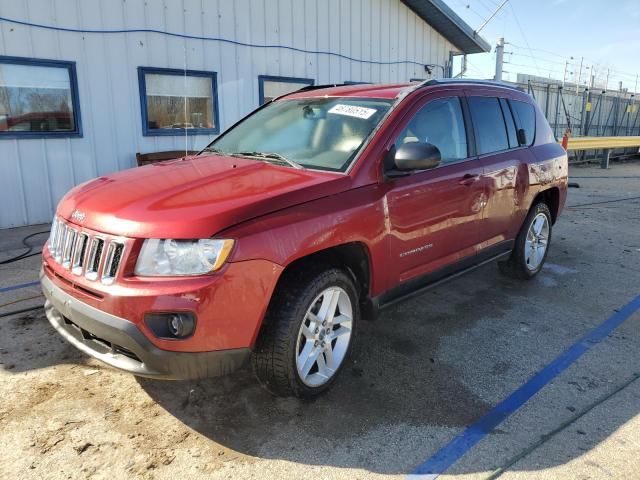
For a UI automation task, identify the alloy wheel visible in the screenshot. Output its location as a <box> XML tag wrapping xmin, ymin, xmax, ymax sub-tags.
<box><xmin>295</xmin><ymin>287</ymin><xmax>353</xmax><ymax>387</ymax></box>
<box><xmin>525</xmin><ymin>212</ymin><xmax>550</xmax><ymax>271</ymax></box>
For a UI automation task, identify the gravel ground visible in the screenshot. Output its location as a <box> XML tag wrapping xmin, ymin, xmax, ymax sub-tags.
<box><xmin>1</xmin><ymin>162</ymin><xmax>639</xmax><ymax>480</ymax></box>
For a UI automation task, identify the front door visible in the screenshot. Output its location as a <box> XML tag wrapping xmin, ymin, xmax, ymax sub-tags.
<box><xmin>385</xmin><ymin>95</ymin><xmax>486</xmax><ymax>284</ymax></box>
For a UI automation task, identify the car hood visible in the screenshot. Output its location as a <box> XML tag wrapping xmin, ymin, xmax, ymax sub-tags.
<box><xmin>57</xmin><ymin>154</ymin><xmax>351</xmax><ymax>238</ymax></box>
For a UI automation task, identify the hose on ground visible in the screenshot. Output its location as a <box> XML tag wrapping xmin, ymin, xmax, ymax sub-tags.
<box><xmin>567</xmin><ymin>195</ymin><xmax>640</xmax><ymax>208</ymax></box>
<box><xmin>0</xmin><ymin>231</ymin><xmax>50</xmax><ymax>265</ymax></box>
<box><xmin>0</xmin><ymin>294</ymin><xmax>43</xmax><ymax>309</ymax></box>
<box><xmin>0</xmin><ymin>305</ymin><xmax>44</xmax><ymax>319</ymax></box>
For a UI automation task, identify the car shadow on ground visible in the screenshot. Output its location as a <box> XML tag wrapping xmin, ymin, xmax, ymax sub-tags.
<box><xmin>135</xmin><ymin>266</ymin><xmax>610</xmax><ymax>475</ymax></box>
<box><xmin>3</xmin><ymin>260</ymin><xmax>638</xmax><ymax>475</ymax></box>
<box><xmin>0</xmin><ymin>308</ymin><xmax>89</xmax><ymax>373</ymax></box>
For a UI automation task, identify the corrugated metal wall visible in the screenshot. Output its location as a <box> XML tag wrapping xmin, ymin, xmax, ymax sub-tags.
<box><xmin>0</xmin><ymin>0</ymin><xmax>455</xmax><ymax>229</ymax></box>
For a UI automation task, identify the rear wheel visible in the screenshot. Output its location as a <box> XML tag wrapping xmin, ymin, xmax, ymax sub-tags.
<box><xmin>252</xmin><ymin>267</ymin><xmax>358</xmax><ymax>398</ymax></box>
<box><xmin>498</xmin><ymin>202</ymin><xmax>552</xmax><ymax>279</ymax></box>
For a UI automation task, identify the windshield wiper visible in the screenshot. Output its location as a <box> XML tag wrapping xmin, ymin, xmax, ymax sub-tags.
<box><xmin>230</xmin><ymin>151</ymin><xmax>304</xmax><ymax>169</ymax></box>
<box><xmin>198</xmin><ymin>146</ymin><xmax>225</xmax><ymax>155</ymax></box>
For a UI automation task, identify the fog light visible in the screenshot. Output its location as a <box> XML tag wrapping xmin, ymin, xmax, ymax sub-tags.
<box><xmin>145</xmin><ymin>312</ymin><xmax>196</xmax><ymax>339</ymax></box>
<box><xmin>169</xmin><ymin>314</ymin><xmax>189</xmax><ymax>337</ymax></box>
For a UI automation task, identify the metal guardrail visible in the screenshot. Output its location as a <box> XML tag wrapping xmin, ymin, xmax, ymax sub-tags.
<box><xmin>560</xmin><ymin>136</ymin><xmax>640</xmax><ymax>168</ymax></box>
<box><xmin>564</xmin><ymin>136</ymin><xmax>640</xmax><ymax>151</ymax></box>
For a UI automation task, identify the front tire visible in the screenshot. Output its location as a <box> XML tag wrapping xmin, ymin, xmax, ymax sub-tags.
<box><xmin>498</xmin><ymin>202</ymin><xmax>552</xmax><ymax>280</ymax></box>
<box><xmin>252</xmin><ymin>267</ymin><xmax>358</xmax><ymax>398</ymax></box>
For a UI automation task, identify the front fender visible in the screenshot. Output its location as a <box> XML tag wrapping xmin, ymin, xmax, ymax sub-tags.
<box><xmin>220</xmin><ymin>184</ymin><xmax>390</xmax><ymax>296</ymax></box>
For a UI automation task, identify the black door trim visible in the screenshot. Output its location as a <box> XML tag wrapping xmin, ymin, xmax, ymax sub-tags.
<box><xmin>373</xmin><ymin>240</ymin><xmax>514</xmax><ymax>311</ymax></box>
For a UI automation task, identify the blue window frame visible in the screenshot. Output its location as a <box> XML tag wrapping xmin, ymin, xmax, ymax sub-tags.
<box><xmin>0</xmin><ymin>55</ymin><xmax>82</xmax><ymax>139</ymax></box>
<box><xmin>258</xmin><ymin>75</ymin><xmax>314</xmax><ymax>104</ymax></box>
<box><xmin>138</xmin><ymin>67</ymin><xmax>219</xmax><ymax>136</ymax></box>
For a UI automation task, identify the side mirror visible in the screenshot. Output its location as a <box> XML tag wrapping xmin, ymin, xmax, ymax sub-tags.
<box><xmin>516</xmin><ymin>128</ymin><xmax>527</xmax><ymax>146</ymax></box>
<box><xmin>394</xmin><ymin>142</ymin><xmax>441</xmax><ymax>171</ymax></box>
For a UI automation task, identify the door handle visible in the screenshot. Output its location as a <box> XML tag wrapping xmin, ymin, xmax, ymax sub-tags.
<box><xmin>459</xmin><ymin>173</ymin><xmax>480</xmax><ymax>186</ymax></box>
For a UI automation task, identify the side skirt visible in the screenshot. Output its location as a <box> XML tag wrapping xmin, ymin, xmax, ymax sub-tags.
<box><xmin>368</xmin><ymin>241</ymin><xmax>514</xmax><ymax>315</ymax></box>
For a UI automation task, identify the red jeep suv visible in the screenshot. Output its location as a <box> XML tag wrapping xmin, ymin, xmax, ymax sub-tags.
<box><xmin>42</xmin><ymin>80</ymin><xmax>567</xmax><ymax>398</ymax></box>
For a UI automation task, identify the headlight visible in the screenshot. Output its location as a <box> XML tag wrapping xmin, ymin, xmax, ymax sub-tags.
<box><xmin>134</xmin><ymin>239</ymin><xmax>235</xmax><ymax>276</ymax></box>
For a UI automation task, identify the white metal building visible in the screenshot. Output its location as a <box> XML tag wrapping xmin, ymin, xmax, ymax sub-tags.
<box><xmin>0</xmin><ymin>0</ymin><xmax>488</xmax><ymax>229</ymax></box>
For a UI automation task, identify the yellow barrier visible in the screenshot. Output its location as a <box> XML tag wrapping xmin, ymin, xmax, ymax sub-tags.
<box><xmin>564</xmin><ymin>136</ymin><xmax>640</xmax><ymax>151</ymax></box>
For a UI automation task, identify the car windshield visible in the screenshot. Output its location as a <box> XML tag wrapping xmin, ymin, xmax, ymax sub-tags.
<box><xmin>205</xmin><ymin>97</ymin><xmax>394</xmax><ymax>172</ymax></box>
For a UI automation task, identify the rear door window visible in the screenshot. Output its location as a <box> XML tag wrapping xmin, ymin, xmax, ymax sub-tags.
<box><xmin>509</xmin><ymin>100</ymin><xmax>536</xmax><ymax>145</ymax></box>
<box><xmin>467</xmin><ymin>96</ymin><xmax>509</xmax><ymax>155</ymax></box>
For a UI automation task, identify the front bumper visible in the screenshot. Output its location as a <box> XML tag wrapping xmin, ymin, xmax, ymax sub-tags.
<box><xmin>41</xmin><ymin>272</ymin><xmax>250</xmax><ymax>379</ymax></box>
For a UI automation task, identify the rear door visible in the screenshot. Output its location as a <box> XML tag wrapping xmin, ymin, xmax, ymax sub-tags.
<box><xmin>466</xmin><ymin>94</ymin><xmax>529</xmax><ymax>250</ymax></box>
<box><xmin>385</xmin><ymin>93</ymin><xmax>485</xmax><ymax>284</ymax></box>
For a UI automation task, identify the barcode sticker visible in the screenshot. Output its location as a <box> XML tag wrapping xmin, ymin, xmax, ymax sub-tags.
<box><xmin>328</xmin><ymin>104</ymin><xmax>377</xmax><ymax>119</ymax></box>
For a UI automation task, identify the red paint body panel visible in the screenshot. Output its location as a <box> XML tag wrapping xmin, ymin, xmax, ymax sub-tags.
<box><xmin>42</xmin><ymin>246</ymin><xmax>282</xmax><ymax>352</ymax></box>
<box><xmin>43</xmin><ymin>81</ymin><xmax>568</xmax><ymax>358</ymax></box>
<box><xmin>57</xmin><ymin>155</ymin><xmax>351</xmax><ymax>239</ymax></box>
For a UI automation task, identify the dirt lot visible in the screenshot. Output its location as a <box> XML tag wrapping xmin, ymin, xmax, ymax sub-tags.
<box><xmin>1</xmin><ymin>163</ymin><xmax>639</xmax><ymax>480</ymax></box>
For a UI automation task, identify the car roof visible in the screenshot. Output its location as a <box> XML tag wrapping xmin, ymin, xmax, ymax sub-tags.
<box><xmin>284</xmin><ymin>83</ymin><xmax>414</xmax><ymax>100</ymax></box>
<box><xmin>282</xmin><ymin>79</ymin><xmax>528</xmax><ymax>101</ymax></box>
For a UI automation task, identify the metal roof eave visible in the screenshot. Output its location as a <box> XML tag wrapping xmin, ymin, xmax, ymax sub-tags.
<box><xmin>401</xmin><ymin>0</ymin><xmax>491</xmax><ymax>54</ymax></box>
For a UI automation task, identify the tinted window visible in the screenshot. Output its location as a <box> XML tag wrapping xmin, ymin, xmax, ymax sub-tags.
<box><xmin>396</xmin><ymin>97</ymin><xmax>467</xmax><ymax>164</ymax></box>
<box><xmin>499</xmin><ymin>98</ymin><xmax>518</xmax><ymax>148</ymax></box>
<box><xmin>468</xmin><ymin>96</ymin><xmax>509</xmax><ymax>154</ymax></box>
<box><xmin>510</xmin><ymin>100</ymin><xmax>536</xmax><ymax>145</ymax></box>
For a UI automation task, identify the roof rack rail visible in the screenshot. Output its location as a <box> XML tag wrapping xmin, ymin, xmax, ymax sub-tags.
<box><xmin>272</xmin><ymin>84</ymin><xmax>350</xmax><ymax>102</ymax></box>
<box><xmin>295</xmin><ymin>84</ymin><xmax>344</xmax><ymax>92</ymax></box>
<box><xmin>419</xmin><ymin>78</ymin><xmax>525</xmax><ymax>92</ymax></box>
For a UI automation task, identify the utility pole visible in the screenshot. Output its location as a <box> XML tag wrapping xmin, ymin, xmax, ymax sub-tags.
<box><xmin>494</xmin><ymin>37</ymin><xmax>504</xmax><ymax>82</ymax></box>
<box><xmin>576</xmin><ymin>56</ymin><xmax>584</xmax><ymax>94</ymax></box>
<box><xmin>562</xmin><ymin>59</ymin><xmax>573</xmax><ymax>87</ymax></box>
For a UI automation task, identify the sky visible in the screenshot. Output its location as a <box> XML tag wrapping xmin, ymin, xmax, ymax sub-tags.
<box><xmin>442</xmin><ymin>0</ymin><xmax>640</xmax><ymax>91</ymax></box>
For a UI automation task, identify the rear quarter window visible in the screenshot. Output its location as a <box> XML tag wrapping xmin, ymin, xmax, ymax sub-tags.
<box><xmin>509</xmin><ymin>100</ymin><xmax>536</xmax><ymax>146</ymax></box>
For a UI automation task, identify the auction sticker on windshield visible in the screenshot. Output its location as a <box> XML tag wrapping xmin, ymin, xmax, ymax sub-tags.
<box><xmin>328</xmin><ymin>104</ymin><xmax>377</xmax><ymax>119</ymax></box>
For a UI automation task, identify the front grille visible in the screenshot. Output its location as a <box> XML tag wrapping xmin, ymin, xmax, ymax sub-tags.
<box><xmin>48</xmin><ymin>216</ymin><xmax>126</xmax><ymax>284</ymax></box>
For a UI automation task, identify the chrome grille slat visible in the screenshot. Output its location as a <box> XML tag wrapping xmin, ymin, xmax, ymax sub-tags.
<box><xmin>71</xmin><ymin>233</ymin><xmax>89</xmax><ymax>275</ymax></box>
<box><xmin>48</xmin><ymin>218</ymin><xmax>59</xmax><ymax>255</ymax></box>
<box><xmin>62</xmin><ymin>228</ymin><xmax>77</xmax><ymax>268</ymax></box>
<box><xmin>85</xmin><ymin>237</ymin><xmax>104</xmax><ymax>281</ymax></box>
<box><xmin>49</xmin><ymin>217</ymin><xmax>124</xmax><ymax>284</ymax></box>
<box><xmin>101</xmin><ymin>241</ymin><xmax>124</xmax><ymax>285</ymax></box>
<box><xmin>54</xmin><ymin>223</ymin><xmax>67</xmax><ymax>263</ymax></box>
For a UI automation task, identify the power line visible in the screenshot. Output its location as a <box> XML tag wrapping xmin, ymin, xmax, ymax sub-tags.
<box><xmin>506</xmin><ymin>1</ymin><xmax>542</xmax><ymax>76</ymax></box>
<box><xmin>451</xmin><ymin>0</ymin><xmax>489</xmax><ymax>22</ymax></box>
<box><xmin>508</xmin><ymin>43</ymin><xmax>569</xmax><ymax>59</ymax></box>
<box><xmin>508</xmin><ymin>51</ymin><xmax>568</xmax><ymax>67</ymax></box>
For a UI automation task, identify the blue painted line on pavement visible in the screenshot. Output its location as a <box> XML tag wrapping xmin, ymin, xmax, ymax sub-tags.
<box><xmin>0</xmin><ymin>280</ymin><xmax>40</xmax><ymax>293</ymax></box>
<box><xmin>408</xmin><ymin>293</ymin><xmax>640</xmax><ymax>479</ymax></box>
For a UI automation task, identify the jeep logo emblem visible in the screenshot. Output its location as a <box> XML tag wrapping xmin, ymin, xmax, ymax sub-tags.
<box><xmin>71</xmin><ymin>210</ymin><xmax>86</xmax><ymax>223</ymax></box>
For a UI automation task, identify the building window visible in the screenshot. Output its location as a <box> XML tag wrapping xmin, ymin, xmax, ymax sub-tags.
<box><xmin>0</xmin><ymin>56</ymin><xmax>82</xmax><ymax>139</ymax></box>
<box><xmin>258</xmin><ymin>75</ymin><xmax>314</xmax><ymax>104</ymax></box>
<box><xmin>138</xmin><ymin>67</ymin><xmax>219</xmax><ymax>136</ymax></box>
